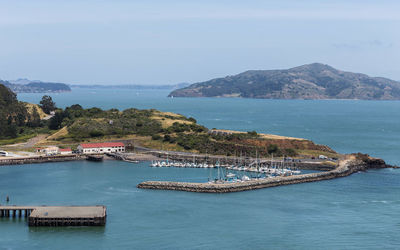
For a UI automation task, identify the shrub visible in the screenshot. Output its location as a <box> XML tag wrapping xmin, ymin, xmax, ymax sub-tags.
<box><xmin>163</xmin><ymin>134</ymin><xmax>171</xmax><ymax>142</ymax></box>
<box><xmin>89</xmin><ymin>130</ymin><xmax>104</xmax><ymax>137</ymax></box>
<box><xmin>152</xmin><ymin>134</ymin><xmax>161</xmax><ymax>140</ymax></box>
<box><xmin>267</xmin><ymin>144</ymin><xmax>279</xmax><ymax>154</ymax></box>
<box><xmin>247</xmin><ymin>130</ymin><xmax>258</xmax><ymax>137</ymax></box>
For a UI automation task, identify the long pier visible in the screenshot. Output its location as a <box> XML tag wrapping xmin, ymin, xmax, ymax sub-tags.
<box><xmin>138</xmin><ymin>154</ymin><xmax>396</xmax><ymax>193</ymax></box>
<box><xmin>0</xmin><ymin>205</ymin><xmax>106</xmax><ymax>226</ymax></box>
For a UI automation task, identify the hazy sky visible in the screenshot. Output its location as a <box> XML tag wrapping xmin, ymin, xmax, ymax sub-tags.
<box><xmin>0</xmin><ymin>0</ymin><xmax>399</xmax><ymax>85</ymax></box>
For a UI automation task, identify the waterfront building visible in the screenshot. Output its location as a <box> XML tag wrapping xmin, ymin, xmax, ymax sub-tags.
<box><xmin>77</xmin><ymin>142</ymin><xmax>125</xmax><ymax>154</ymax></box>
<box><xmin>59</xmin><ymin>148</ymin><xmax>72</xmax><ymax>155</ymax></box>
<box><xmin>36</xmin><ymin>146</ymin><xmax>59</xmax><ymax>156</ymax></box>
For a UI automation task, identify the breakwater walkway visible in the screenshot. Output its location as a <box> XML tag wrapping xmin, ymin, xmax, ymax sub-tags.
<box><xmin>0</xmin><ymin>205</ymin><xmax>106</xmax><ymax>226</ymax></box>
<box><xmin>138</xmin><ymin>154</ymin><xmax>396</xmax><ymax>193</ymax></box>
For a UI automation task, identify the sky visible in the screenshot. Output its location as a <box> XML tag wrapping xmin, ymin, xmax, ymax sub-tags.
<box><xmin>0</xmin><ymin>0</ymin><xmax>399</xmax><ymax>85</ymax></box>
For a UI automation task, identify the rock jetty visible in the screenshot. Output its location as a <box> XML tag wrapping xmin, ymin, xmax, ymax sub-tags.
<box><xmin>137</xmin><ymin>154</ymin><xmax>397</xmax><ymax>193</ymax></box>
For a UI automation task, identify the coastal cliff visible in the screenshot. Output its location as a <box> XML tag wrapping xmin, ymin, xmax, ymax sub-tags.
<box><xmin>137</xmin><ymin>154</ymin><xmax>396</xmax><ymax>193</ymax></box>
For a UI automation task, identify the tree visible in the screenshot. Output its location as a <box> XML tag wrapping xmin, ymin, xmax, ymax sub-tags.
<box><xmin>49</xmin><ymin>111</ymin><xmax>65</xmax><ymax>130</ymax></box>
<box><xmin>28</xmin><ymin>106</ymin><xmax>41</xmax><ymax>127</ymax></box>
<box><xmin>267</xmin><ymin>144</ymin><xmax>279</xmax><ymax>154</ymax></box>
<box><xmin>40</xmin><ymin>95</ymin><xmax>56</xmax><ymax>114</ymax></box>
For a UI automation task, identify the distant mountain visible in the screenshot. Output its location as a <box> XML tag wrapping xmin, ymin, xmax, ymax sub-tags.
<box><xmin>70</xmin><ymin>82</ymin><xmax>191</xmax><ymax>90</ymax></box>
<box><xmin>169</xmin><ymin>63</ymin><xmax>400</xmax><ymax>100</ymax></box>
<box><xmin>2</xmin><ymin>79</ymin><xmax>71</xmax><ymax>93</ymax></box>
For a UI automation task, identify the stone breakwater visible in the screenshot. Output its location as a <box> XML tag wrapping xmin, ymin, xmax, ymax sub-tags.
<box><xmin>0</xmin><ymin>154</ymin><xmax>84</xmax><ymax>166</ymax></box>
<box><xmin>137</xmin><ymin>154</ymin><xmax>397</xmax><ymax>193</ymax></box>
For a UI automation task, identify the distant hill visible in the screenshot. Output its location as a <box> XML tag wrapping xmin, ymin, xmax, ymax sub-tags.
<box><xmin>169</xmin><ymin>63</ymin><xmax>400</xmax><ymax>100</ymax></box>
<box><xmin>70</xmin><ymin>82</ymin><xmax>190</xmax><ymax>90</ymax></box>
<box><xmin>2</xmin><ymin>79</ymin><xmax>71</xmax><ymax>93</ymax></box>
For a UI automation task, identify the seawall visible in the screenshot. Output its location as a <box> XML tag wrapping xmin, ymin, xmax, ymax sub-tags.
<box><xmin>0</xmin><ymin>154</ymin><xmax>85</xmax><ymax>166</ymax></box>
<box><xmin>137</xmin><ymin>154</ymin><xmax>396</xmax><ymax>193</ymax></box>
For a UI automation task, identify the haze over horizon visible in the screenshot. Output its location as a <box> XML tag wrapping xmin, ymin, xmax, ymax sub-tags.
<box><xmin>1</xmin><ymin>0</ymin><xmax>399</xmax><ymax>85</ymax></box>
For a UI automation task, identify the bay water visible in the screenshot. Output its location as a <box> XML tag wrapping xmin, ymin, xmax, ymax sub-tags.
<box><xmin>0</xmin><ymin>88</ymin><xmax>398</xmax><ymax>249</ymax></box>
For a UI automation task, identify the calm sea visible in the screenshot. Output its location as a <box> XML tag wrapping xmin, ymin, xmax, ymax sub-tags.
<box><xmin>0</xmin><ymin>88</ymin><xmax>398</xmax><ymax>249</ymax></box>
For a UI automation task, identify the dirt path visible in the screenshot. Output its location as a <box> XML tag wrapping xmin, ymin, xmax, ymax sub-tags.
<box><xmin>24</xmin><ymin>134</ymin><xmax>48</xmax><ymax>148</ymax></box>
<box><xmin>4</xmin><ymin>134</ymin><xmax>48</xmax><ymax>148</ymax></box>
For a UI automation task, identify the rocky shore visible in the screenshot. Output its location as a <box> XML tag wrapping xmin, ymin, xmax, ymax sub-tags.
<box><xmin>137</xmin><ymin>154</ymin><xmax>397</xmax><ymax>193</ymax></box>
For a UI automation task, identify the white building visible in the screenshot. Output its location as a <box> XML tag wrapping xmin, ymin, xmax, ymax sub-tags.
<box><xmin>77</xmin><ymin>142</ymin><xmax>125</xmax><ymax>154</ymax></box>
<box><xmin>36</xmin><ymin>146</ymin><xmax>59</xmax><ymax>155</ymax></box>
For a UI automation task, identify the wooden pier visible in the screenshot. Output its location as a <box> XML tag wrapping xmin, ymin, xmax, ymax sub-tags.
<box><xmin>0</xmin><ymin>205</ymin><xmax>106</xmax><ymax>227</ymax></box>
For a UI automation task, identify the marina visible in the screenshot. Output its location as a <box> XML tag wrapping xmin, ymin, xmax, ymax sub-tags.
<box><xmin>139</xmin><ymin>154</ymin><xmax>395</xmax><ymax>193</ymax></box>
<box><xmin>149</xmin><ymin>155</ymin><xmax>304</xmax><ymax>183</ymax></box>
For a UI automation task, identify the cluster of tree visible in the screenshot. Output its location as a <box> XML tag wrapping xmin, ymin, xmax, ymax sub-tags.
<box><xmin>46</xmin><ymin>106</ymin><xmax>165</xmax><ymax>140</ymax></box>
<box><xmin>164</xmin><ymin>122</ymin><xmax>207</xmax><ymax>134</ymax></box>
<box><xmin>0</xmin><ymin>84</ymin><xmax>42</xmax><ymax>139</ymax></box>
<box><xmin>152</xmin><ymin>129</ymin><xmax>296</xmax><ymax>157</ymax></box>
<box><xmin>145</xmin><ymin>116</ymin><xmax>299</xmax><ymax>157</ymax></box>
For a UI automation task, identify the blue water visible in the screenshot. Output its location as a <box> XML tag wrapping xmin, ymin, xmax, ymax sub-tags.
<box><xmin>0</xmin><ymin>88</ymin><xmax>397</xmax><ymax>249</ymax></box>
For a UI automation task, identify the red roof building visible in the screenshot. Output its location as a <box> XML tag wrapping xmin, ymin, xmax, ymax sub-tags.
<box><xmin>59</xmin><ymin>148</ymin><xmax>72</xmax><ymax>152</ymax></box>
<box><xmin>59</xmin><ymin>148</ymin><xmax>72</xmax><ymax>155</ymax></box>
<box><xmin>77</xmin><ymin>142</ymin><xmax>125</xmax><ymax>154</ymax></box>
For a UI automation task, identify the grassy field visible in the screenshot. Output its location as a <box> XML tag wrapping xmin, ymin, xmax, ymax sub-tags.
<box><xmin>0</xmin><ymin>134</ymin><xmax>38</xmax><ymax>146</ymax></box>
<box><xmin>296</xmin><ymin>149</ymin><xmax>341</xmax><ymax>158</ymax></box>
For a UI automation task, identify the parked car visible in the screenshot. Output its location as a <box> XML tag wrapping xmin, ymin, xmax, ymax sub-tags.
<box><xmin>0</xmin><ymin>151</ymin><xmax>9</xmax><ymax>157</ymax></box>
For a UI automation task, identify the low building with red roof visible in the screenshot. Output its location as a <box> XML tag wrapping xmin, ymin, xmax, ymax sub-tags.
<box><xmin>77</xmin><ymin>142</ymin><xmax>125</xmax><ymax>154</ymax></box>
<box><xmin>59</xmin><ymin>148</ymin><xmax>72</xmax><ymax>155</ymax></box>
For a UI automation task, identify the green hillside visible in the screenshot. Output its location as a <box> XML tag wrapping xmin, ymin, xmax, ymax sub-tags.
<box><xmin>169</xmin><ymin>63</ymin><xmax>400</xmax><ymax>100</ymax></box>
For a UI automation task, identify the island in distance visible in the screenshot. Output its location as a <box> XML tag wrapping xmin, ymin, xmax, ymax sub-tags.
<box><xmin>169</xmin><ymin>63</ymin><xmax>400</xmax><ymax>100</ymax></box>
<box><xmin>1</xmin><ymin>78</ymin><xmax>71</xmax><ymax>93</ymax></box>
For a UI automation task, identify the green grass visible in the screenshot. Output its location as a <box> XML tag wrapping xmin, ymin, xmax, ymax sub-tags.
<box><xmin>0</xmin><ymin>133</ymin><xmax>38</xmax><ymax>146</ymax></box>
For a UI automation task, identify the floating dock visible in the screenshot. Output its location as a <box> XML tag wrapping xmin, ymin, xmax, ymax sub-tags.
<box><xmin>0</xmin><ymin>205</ymin><xmax>106</xmax><ymax>226</ymax></box>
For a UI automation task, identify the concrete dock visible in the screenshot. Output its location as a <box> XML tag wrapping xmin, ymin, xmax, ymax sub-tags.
<box><xmin>0</xmin><ymin>154</ymin><xmax>84</xmax><ymax>166</ymax></box>
<box><xmin>0</xmin><ymin>205</ymin><xmax>106</xmax><ymax>226</ymax></box>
